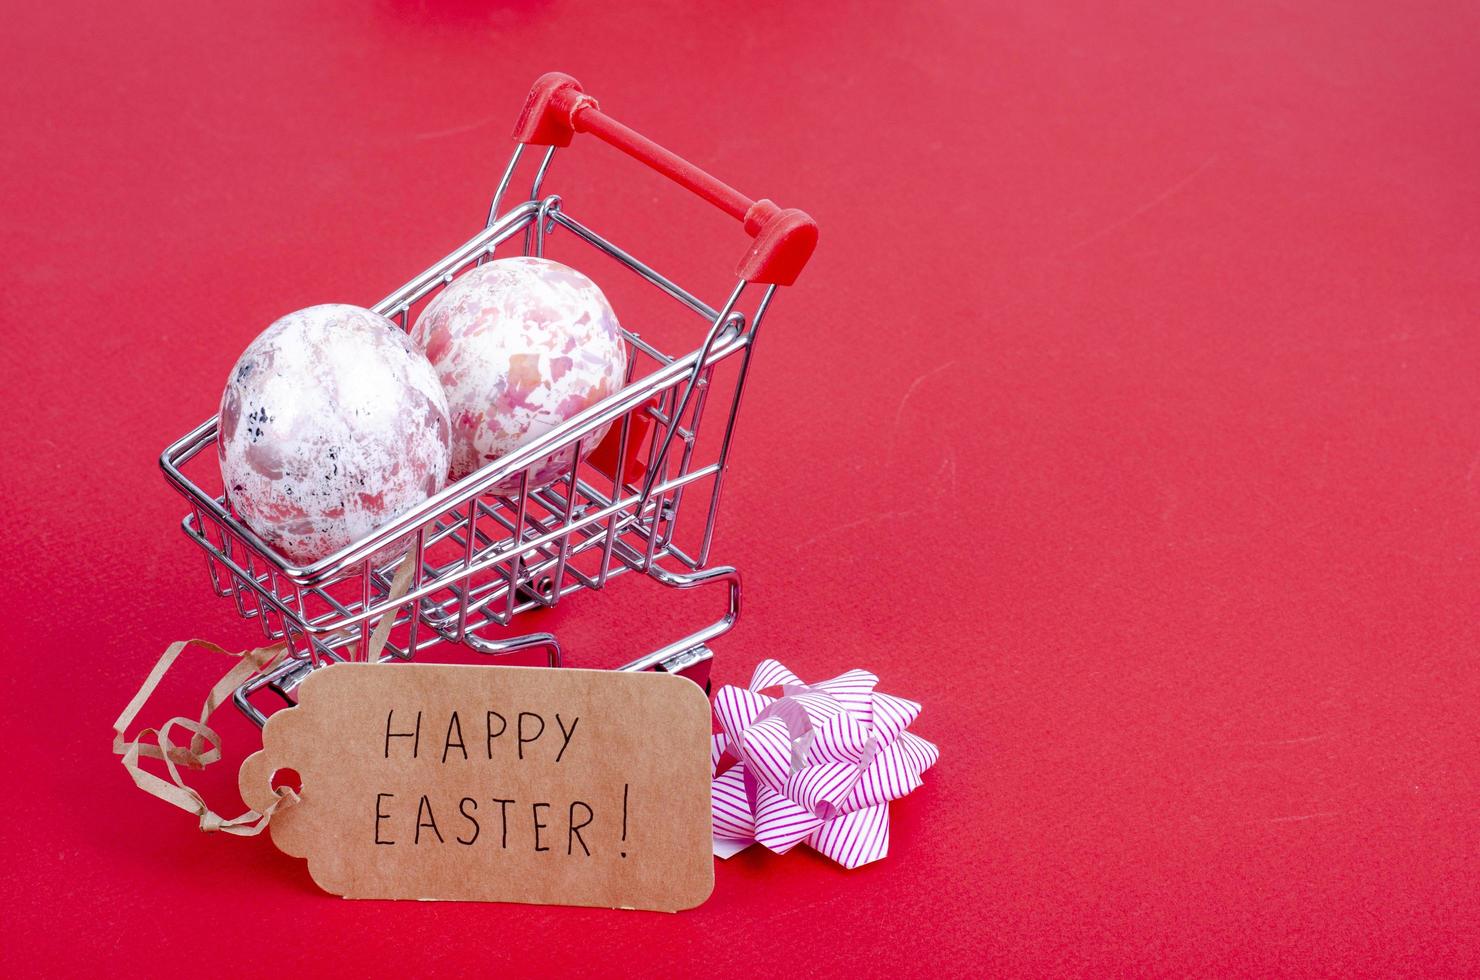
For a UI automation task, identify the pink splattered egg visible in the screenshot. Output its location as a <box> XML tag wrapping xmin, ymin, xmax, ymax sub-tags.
<box><xmin>411</xmin><ymin>256</ymin><xmax>627</xmax><ymax>489</ymax></box>
<box><xmin>217</xmin><ymin>304</ymin><xmax>452</xmax><ymax>565</ymax></box>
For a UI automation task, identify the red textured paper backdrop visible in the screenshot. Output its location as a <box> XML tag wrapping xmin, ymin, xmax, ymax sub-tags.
<box><xmin>3</xmin><ymin>1</ymin><xmax>1478</xmax><ymax>974</ymax></box>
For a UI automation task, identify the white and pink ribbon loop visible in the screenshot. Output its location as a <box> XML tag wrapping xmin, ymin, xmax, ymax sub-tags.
<box><xmin>709</xmin><ymin>659</ymin><xmax>938</xmax><ymax>869</ymax></box>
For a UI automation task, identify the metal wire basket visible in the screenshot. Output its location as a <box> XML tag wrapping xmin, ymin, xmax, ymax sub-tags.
<box><xmin>159</xmin><ymin>73</ymin><xmax>817</xmax><ymax>725</ymax></box>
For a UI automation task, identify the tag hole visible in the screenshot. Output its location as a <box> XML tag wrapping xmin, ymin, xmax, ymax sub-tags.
<box><xmin>270</xmin><ymin>767</ymin><xmax>302</xmax><ymax>794</ymax></box>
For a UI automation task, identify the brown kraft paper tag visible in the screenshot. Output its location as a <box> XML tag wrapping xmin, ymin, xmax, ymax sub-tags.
<box><xmin>239</xmin><ymin>662</ymin><xmax>715</xmax><ymax>911</ymax></box>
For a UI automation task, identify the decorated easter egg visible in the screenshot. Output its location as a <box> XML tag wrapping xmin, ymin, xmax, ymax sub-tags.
<box><xmin>218</xmin><ymin>304</ymin><xmax>452</xmax><ymax>565</ymax></box>
<box><xmin>410</xmin><ymin>256</ymin><xmax>627</xmax><ymax>489</ymax></box>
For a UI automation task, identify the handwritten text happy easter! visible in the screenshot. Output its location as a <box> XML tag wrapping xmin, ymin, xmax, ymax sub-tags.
<box><xmin>371</xmin><ymin>708</ymin><xmax>629</xmax><ymax>859</ymax></box>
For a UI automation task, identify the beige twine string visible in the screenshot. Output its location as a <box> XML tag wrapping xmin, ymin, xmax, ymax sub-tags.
<box><xmin>113</xmin><ymin>553</ymin><xmax>418</xmax><ymax>835</ymax></box>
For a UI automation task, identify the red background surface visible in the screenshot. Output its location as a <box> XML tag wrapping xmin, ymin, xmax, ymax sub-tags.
<box><xmin>3</xmin><ymin>1</ymin><xmax>1478</xmax><ymax>974</ymax></box>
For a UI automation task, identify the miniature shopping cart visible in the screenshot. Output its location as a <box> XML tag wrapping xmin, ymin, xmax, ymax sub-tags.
<box><xmin>160</xmin><ymin>73</ymin><xmax>817</xmax><ymax>726</ymax></box>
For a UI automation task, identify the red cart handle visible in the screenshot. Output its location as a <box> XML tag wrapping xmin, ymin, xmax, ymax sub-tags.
<box><xmin>513</xmin><ymin>72</ymin><xmax>817</xmax><ymax>287</ymax></box>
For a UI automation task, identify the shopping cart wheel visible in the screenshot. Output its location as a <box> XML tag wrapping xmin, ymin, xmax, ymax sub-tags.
<box><xmin>518</xmin><ymin>571</ymin><xmax>559</xmax><ymax>607</ymax></box>
<box><xmin>656</xmin><ymin>644</ymin><xmax>714</xmax><ymax>694</ymax></box>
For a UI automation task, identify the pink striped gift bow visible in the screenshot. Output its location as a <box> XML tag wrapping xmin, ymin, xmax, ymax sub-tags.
<box><xmin>710</xmin><ymin>659</ymin><xmax>938</xmax><ymax>869</ymax></box>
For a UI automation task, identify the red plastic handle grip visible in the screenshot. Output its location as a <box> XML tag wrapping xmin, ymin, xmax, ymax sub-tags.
<box><xmin>512</xmin><ymin>72</ymin><xmax>817</xmax><ymax>287</ymax></box>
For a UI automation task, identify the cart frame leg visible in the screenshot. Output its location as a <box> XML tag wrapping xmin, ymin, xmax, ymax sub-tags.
<box><xmin>232</xmin><ymin>564</ymin><xmax>738</xmax><ymax>726</ymax></box>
